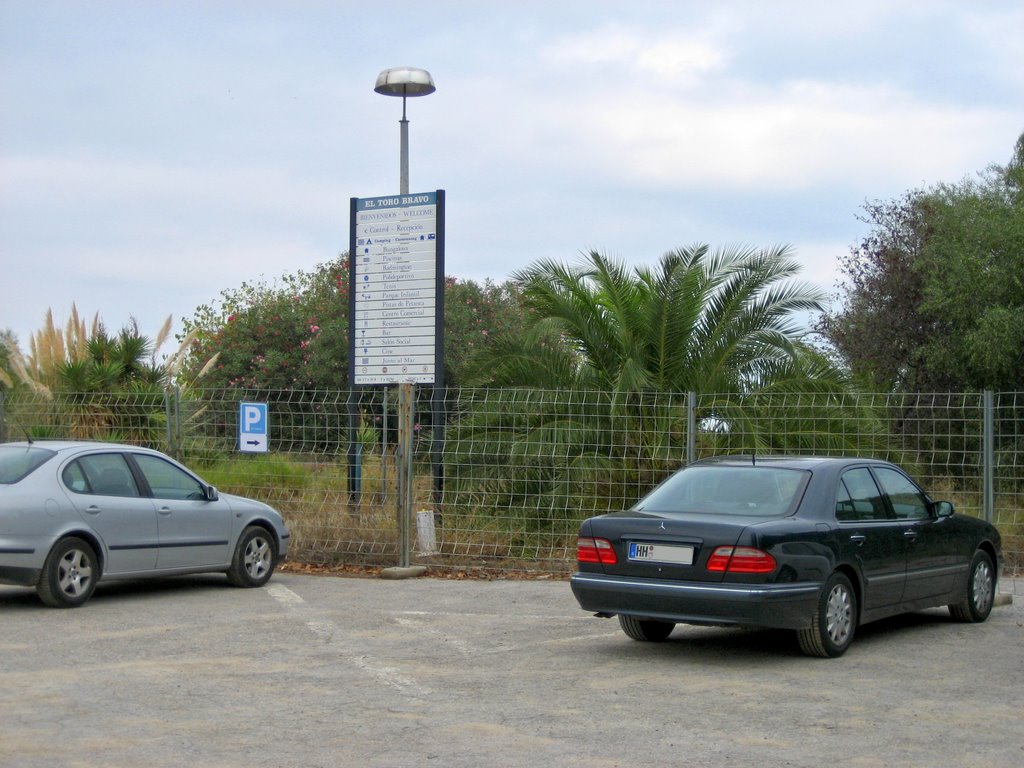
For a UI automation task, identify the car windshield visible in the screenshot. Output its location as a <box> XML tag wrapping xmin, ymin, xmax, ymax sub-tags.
<box><xmin>0</xmin><ymin>445</ymin><xmax>57</xmax><ymax>484</ymax></box>
<box><xmin>633</xmin><ymin>465</ymin><xmax>808</xmax><ymax>517</ymax></box>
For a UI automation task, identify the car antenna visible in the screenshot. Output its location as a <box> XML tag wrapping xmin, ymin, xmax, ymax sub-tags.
<box><xmin>24</xmin><ymin>429</ymin><xmax>34</xmax><ymax>445</ymax></box>
<box><xmin>751</xmin><ymin>452</ymin><xmax>756</xmax><ymax>466</ymax></box>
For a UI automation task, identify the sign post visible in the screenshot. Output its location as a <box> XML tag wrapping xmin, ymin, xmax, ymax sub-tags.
<box><xmin>348</xmin><ymin>191</ymin><xmax>445</xmax><ymax>569</ymax></box>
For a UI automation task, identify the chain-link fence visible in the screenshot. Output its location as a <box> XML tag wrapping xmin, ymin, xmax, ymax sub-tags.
<box><xmin>2</xmin><ymin>386</ymin><xmax>1022</xmax><ymax>575</ymax></box>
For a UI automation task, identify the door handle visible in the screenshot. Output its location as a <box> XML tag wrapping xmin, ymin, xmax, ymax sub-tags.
<box><xmin>849</xmin><ymin>534</ymin><xmax>866</xmax><ymax>545</ymax></box>
<box><xmin>903</xmin><ymin>530</ymin><xmax>918</xmax><ymax>540</ymax></box>
<box><xmin>84</xmin><ymin>505</ymin><xmax>102</xmax><ymax>515</ymax></box>
<box><xmin>157</xmin><ymin>506</ymin><xmax>173</xmax><ymax>516</ymax></box>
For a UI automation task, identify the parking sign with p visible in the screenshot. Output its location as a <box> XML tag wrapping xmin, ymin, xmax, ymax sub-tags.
<box><xmin>239</xmin><ymin>402</ymin><xmax>269</xmax><ymax>453</ymax></box>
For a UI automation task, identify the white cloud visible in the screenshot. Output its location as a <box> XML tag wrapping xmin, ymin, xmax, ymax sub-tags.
<box><xmin>514</xmin><ymin>76</ymin><xmax>1017</xmax><ymax>192</ymax></box>
<box><xmin>544</xmin><ymin>26</ymin><xmax>729</xmax><ymax>86</ymax></box>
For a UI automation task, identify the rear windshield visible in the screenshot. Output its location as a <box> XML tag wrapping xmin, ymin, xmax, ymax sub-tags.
<box><xmin>634</xmin><ymin>465</ymin><xmax>808</xmax><ymax>517</ymax></box>
<box><xmin>0</xmin><ymin>445</ymin><xmax>57</xmax><ymax>484</ymax></box>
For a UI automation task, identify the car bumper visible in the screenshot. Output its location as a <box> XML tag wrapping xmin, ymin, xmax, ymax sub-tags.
<box><xmin>570</xmin><ymin>572</ymin><xmax>824</xmax><ymax>630</ymax></box>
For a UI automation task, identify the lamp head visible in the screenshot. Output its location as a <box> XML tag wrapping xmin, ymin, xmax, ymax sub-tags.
<box><xmin>374</xmin><ymin>67</ymin><xmax>436</xmax><ymax>97</ymax></box>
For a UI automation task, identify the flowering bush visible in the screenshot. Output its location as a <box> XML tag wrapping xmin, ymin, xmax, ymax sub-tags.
<box><xmin>178</xmin><ymin>257</ymin><xmax>528</xmax><ymax>391</ymax></box>
<box><xmin>179</xmin><ymin>256</ymin><xmax>349</xmax><ymax>391</ymax></box>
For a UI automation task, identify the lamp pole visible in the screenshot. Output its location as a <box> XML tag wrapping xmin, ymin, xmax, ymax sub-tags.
<box><xmin>373</xmin><ymin>67</ymin><xmax>437</xmax><ymax>570</ymax></box>
<box><xmin>374</xmin><ymin>67</ymin><xmax>436</xmax><ymax>195</ymax></box>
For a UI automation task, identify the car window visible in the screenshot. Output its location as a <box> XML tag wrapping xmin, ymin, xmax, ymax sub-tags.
<box><xmin>836</xmin><ymin>468</ymin><xmax>890</xmax><ymax>522</ymax></box>
<box><xmin>634</xmin><ymin>466</ymin><xmax>806</xmax><ymax>517</ymax></box>
<box><xmin>65</xmin><ymin>453</ymin><xmax>140</xmax><ymax>497</ymax></box>
<box><xmin>132</xmin><ymin>454</ymin><xmax>206</xmax><ymax>500</ymax></box>
<box><xmin>874</xmin><ymin>467</ymin><xmax>929</xmax><ymax>520</ymax></box>
<box><xmin>0</xmin><ymin>445</ymin><xmax>56</xmax><ymax>483</ymax></box>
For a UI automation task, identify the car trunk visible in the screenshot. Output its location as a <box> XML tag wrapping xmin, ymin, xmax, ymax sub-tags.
<box><xmin>584</xmin><ymin>511</ymin><xmax>763</xmax><ymax>582</ymax></box>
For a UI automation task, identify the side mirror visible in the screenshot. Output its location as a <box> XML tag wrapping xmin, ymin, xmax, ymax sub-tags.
<box><xmin>205</xmin><ymin>485</ymin><xmax>220</xmax><ymax>502</ymax></box>
<box><xmin>933</xmin><ymin>500</ymin><xmax>955</xmax><ymax>518</ymax></box>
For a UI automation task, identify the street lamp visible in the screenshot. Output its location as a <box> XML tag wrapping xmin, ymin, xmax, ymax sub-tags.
<box><xmin>374</xmin><ymin>66</ymin><xmax>436</xmax><ymax>195</ymax></box>
<box><xmin>372</xmin><ymin>67</ymin><xmax>439</xmax><ymax>574</ymax></box>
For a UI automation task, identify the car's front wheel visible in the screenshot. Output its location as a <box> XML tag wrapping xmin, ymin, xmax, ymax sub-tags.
<box><xmin>618</xmin><ymin>615</ymin><xmax>675</xmax><ymax>642</ymax></box>
<box><xmin>949</xmin><ymin>550</ymin><xmax>995</xmax><ymax>623</ymax></box>
<box><xmin>797</xmin><ymin>571</ymin><xmax>857</xmax><ymax>658</ymax></box>
<box><xmin>37</xmin><ymin>537</ymin><xmax>99</xmax><ymax>608</ymax></box>
<box><xmin>226</xmin><ymin>526</ymin><xmax>277</xmax><ymax>588</ymax></box>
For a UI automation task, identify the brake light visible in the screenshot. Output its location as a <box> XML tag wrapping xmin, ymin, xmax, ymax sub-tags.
<box><xmin>577</xmin><ymin>537</ymin><xmax>618</xmax><ymax>565</ymax></box>
<box><xmin>706</xmin><ymin>546</ymin><xmax>776</xmax><ymax>574</ymax></box>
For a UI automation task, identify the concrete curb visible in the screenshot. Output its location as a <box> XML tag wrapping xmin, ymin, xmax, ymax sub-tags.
<box><xmin>379</xmin><ymin>565</ymin><xmax>428</xmax><ymax>580</ymax></box>
<box><xmin>994</xmin><ymin>592</ymin><xmax>1013</xmax><ymax>607</ymax></box>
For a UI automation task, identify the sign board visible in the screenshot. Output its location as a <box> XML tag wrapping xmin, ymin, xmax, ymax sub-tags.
<box><xmin>239</xmin><ymin>402</ymin><xmax>269</xmax><ymax>453</ymax></box>
<box><xmin>349</xmin><ymin>190</ymin><xmax>445</xmax><ymax>385</ymax></box>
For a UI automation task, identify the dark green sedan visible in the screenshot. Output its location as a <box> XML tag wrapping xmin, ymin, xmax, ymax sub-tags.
<box><xmin>570</xmin><ymin>456</ymin><xmax>1002</xmax><ymax>657</ymax></box>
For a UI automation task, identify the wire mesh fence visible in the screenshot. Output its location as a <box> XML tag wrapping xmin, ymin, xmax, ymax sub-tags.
<box><xmin>2</xmin><ymin>386</ymin><xmax>1022</xmax><ymax>576</ymax></box>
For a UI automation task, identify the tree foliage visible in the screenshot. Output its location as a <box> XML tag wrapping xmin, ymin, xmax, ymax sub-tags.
<box><xmin>178</xmin><ymin>255</ymin><xmax>528</xmax><ymax>391</ymax></box>
<box><xmin>0</xmin><ymin>330</ymin><xmax>15</xmax><ymax>390</ymax></box>
<box><xmin>443</xmin><ymin>277</ymin><xmax>528</xmax><ymax>386</ymax></box>
<box><xmin>818</xmin><ymin>132</ymin><xmax>1024</xmax><ymax>392</ymax></box>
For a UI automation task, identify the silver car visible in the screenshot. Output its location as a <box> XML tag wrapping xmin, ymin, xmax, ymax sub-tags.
<box><xmin>0</xmin><ymin>440</ymin><xmax>290</xmax><ymax>607</ymax></box>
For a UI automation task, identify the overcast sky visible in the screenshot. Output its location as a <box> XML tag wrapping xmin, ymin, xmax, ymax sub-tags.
<box><xmin>2</xmin><ymin>0</ymin><xmax>1022</xmax><ymax>356</ymax></box>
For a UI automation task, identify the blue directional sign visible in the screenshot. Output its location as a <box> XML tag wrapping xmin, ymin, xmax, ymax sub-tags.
<box><xmin>239</xmin><ymin>402</ymin><xmax>269</xmax><ymax>453</ymax></box>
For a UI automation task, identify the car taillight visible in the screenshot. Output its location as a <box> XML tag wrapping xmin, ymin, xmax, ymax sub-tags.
<box><xmin>706</xmin><ymin>546</ymin><xmax>776</xmax><ymax>574</ymax></box>
<box><xmin>577</xmin><ymin>537</ymin><xmax>618</xmax><ymax>565</ymax></box>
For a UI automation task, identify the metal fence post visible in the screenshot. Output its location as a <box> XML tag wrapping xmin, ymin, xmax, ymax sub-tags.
<box><xmin>163</xmin><ymin>385</ymin><xmax>181</xmax><ymax>459</ymax></box>
<box><xmin>431</xmin><ymin>383</ymin><xmax>445</xmax><ymax>507</ymax></box>
<box><xmin>347</xmin><ymin>387</ymin><xmax>361</xmax><ymax>504</ymax></box>
<box><xmin>396</xmin><ymin>383</ymin><xmax>415</xmax><ymax>568</ymax></box>
<box><xmin>175</xmin><ymin>386</ymin><xmax>181</xmax><ymax>456</ymax></box>
<box><xmin>0</xmin><ymin>389</ymin><xmax>6</xmax><ymax>443</ymax></box>
<box><xmin>983</xmin><ymin>389</ymin><xmax>994</xmax><ymax>523</ymax></box>
<box><xmin>687</xmin><ymin>391</ymin><xmax>697</xmax><ymax>465</ymax></box>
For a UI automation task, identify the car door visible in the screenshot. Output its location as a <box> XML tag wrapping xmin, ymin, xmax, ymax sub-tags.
<box><xmin>129</xmin><ymin>453</ymin><xmax>232</xmax><ymax>570</ymax></box>
<box><xmin>834</xmin><ymin>467</ymin><xmax>907</xmax><ymax>612</ymax></box>
<box><xmin>873</xmin><ymin>466</ymin><xmax>957</xmax><ymax>602</ymax></box>
<box><xmin>61</xmin><ymin>452</ymin><xmax>158</xmax><ymax>574</ymax></box>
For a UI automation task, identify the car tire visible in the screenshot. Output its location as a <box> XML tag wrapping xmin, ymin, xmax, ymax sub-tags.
<box><xmin>949</xmin><ymin>550</ymin><xmax>995</xmax><ymax>623</ymax></box>
<box><xmin>797</xmin><ymin>571</ymin><xmax>857</xmax><ymax>658</ymax></box>
<box><xmin>226</xmin><ymin>526</ymin><xmax>277</xmax><ymax>588</ymax></box>
<box><xmin>618</xmin><ymin>615</ymin><xmax>675</xmax><ymax>642</ymax></box>
<box><xmin>37</xmin><ymin>537</ymin><xmax>99</xmax><ymax>608</ymax></box>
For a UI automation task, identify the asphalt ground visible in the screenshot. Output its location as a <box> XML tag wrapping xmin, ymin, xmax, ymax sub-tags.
<box><xmin>1</xmin><ymin>572</ymin><xmax>1022</xmax><ymax>768</ymax></box>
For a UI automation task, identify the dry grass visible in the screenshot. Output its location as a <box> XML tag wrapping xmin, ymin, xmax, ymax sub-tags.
<box><xmin>189</xmin><ymin>452</ymin><xmax>1024</xmax><ymax>575</ymax></box>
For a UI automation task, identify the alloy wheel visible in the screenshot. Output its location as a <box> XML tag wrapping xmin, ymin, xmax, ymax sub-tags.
<box><xmin>825</xmin><ymin>583</ymin><xmax>853</xmax><ymax>645</ymax></box>
<box><xmin>972</xmin><ymin>559</ymin><xmax>994</xmax><ymax>614</ymax></box>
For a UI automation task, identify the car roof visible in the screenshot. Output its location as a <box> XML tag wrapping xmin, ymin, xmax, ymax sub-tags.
<box><xmin>0</xmin><ymin>440</ymin><xmax>156</xmax><ymax>454</ymax></box>
<box><xmin>691</xmin><ymin>455</ymin><xmax>893</xmax><ymax>471</ymax></box>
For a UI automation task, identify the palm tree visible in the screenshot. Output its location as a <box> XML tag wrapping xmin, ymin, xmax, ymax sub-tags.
<box><xmin>3</xmin><ymin>308</ymin><xmax>174</xmax><ymax>442</ymax></box>
<box><xmin>476</xmin><ymin>244</ymin><xmax>831</xmax><ymax>394</ymax></box>
<box><xmin>444</xmin><ymin>246</ymin><xmax>887</xmax><ymax>533</ymax></box>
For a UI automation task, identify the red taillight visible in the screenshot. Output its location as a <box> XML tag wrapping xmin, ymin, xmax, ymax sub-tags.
<box><xmin>577</xmin><ymin>537</ymin><xmax>618</xmax><ymax>565</ymax></box>
<box><xmin>706</xmin><ymin>546</ymin><xmax>776</xmax><ymax>574</ymax></box>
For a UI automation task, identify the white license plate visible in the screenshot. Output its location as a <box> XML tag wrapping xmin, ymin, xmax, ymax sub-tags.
<box><xmin>628</xmin><ymin>542</ymin><xmax>695</xmax><ymax>565</ymax></box>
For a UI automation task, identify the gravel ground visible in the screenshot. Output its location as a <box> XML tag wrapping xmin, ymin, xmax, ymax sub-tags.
<box><xmin>1</xmin><ymin>573</ymin><xmax>1021</xmax><ymax>768</ymax></box>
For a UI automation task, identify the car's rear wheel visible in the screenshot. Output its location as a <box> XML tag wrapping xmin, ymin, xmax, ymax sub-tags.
<box><xmin>226</xmin><ymin>526</ymin><xmax>277</xmax><ymax>587</ymax></box>
<box><xmin>37</xmin><ymin>537</ymin><xmax>99</xmax><ymax>608</ymax></box>
<box><xmin>618</xmin><ymin>615</ymin><xmax>675</xmax><ymax>642</ymax></box>
<box><xmin>797</xmin><ymin>571</ymin><xmax>857</xmax><ymax>658</ymax></box>
<box><xmin>949</xmin><ymin>550</ymin><xmax>995</xmax><ymax>623</ymax></box>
